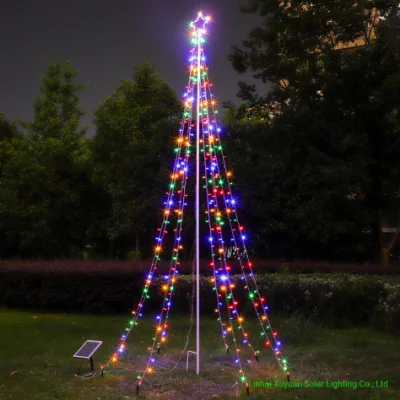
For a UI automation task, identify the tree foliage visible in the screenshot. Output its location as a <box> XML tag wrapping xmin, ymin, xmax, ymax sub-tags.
<box><xmin>0</xmin><ymin>60</ymin><xmax>91</xmax><ymax>258</ymax></box>
<box><xmin>27</xmin><ymin>59</ymin><xmax>87</xmax><ymax>142</ymax></box>
<box><xmin>91</xmin><ymin>62</ymin><xmax>181</xmax><ymax>259</ymax></box>
<box><xmin>227</xmin><ymin>0</ymin><xmax>400</xmax><ymax>261</ymax></box>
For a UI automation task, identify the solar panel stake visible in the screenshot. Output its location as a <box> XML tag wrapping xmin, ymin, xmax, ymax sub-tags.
<box><xmin>101</xmin><ymin>366</ymin><xmax>104</xmax><ymax>378</ymax></box>
<box><xmin>77</xmin><ymin>359</ymin><xmax>83</xmax><ymax>375</ymax></box>
<box><xmin>90</xmin><ymin>357</ymin><xmax>94</xmax><ymax>371</ymax></box>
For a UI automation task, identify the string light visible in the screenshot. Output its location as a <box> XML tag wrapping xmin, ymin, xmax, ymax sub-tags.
<box><xmin>198</xmin><ymin>41</ymin><xmax>291</xmax><ymax>379</ymax></box>
<box><xmin>104</xmin><ymin>27</ymin><xmax>198</xmax><ymax>372</ymax></box>
<box><xmin>105</xmin><ymin>10</ymin><xmax>290</xmax><ymax>391</ymax></box>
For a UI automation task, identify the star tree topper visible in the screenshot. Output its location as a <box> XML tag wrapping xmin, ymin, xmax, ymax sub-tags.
<box><xmin>190</xmin><ymin>11</ymin><xmax>211</xmax><ymax>36</ymax></box>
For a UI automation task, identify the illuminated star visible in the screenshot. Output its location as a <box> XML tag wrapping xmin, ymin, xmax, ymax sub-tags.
<box><xmin>190</xmin><ymin>11</ymin><xmax>211</xmax><ymax>34</ymax></box>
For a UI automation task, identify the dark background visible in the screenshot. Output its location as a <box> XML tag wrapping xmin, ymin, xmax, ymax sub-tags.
<box><xmin>0</xmin><ymin>0</ymin><xmax>262</xmax><ymax>135</ymax></box>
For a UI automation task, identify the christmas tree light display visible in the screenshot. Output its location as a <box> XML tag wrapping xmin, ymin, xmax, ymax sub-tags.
<box><xmin>102</xmin><ymin>11</ymin><xmax>290</xmax><ymax>395</ymax></box>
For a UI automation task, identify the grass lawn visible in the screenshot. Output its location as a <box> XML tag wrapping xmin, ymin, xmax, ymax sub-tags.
<box><xmin>0</xmin><ymin>308</ymin><xmax>399</xmax><ymax>400</ymax></box>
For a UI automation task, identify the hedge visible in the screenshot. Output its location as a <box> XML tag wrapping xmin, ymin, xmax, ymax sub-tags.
<box><xmin>1</xmin><ymin>259</ymin><xmax>399</xmax><ymax>275</ymax></box>
<box><xmin>0</xmin><ymin>266</ymin><xmax>399</xmax><ymax>334</ymax></box>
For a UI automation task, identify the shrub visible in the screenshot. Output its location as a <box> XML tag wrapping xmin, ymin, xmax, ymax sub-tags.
<box><xmin>0</xmin><ymin>264</ymin><xmax>399</xmax><ymax>334</ymax></box>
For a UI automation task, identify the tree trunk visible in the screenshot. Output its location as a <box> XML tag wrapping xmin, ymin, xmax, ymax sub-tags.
<box><xmin>381</xmin><ymin>216</ymin><xmax>400</xmax><ymax>266</ymax></box>
<box><xmin>382</xmin><ymin>248</ymin><xmax>390</xmax><ymax>266</ymax></box>
<box><xmin>379</xmin><ymin>220</ymin><xmax>385</xmax><ymax>265</ymax></box>
<box><xmin>370</xmin><ymin>219</ymin><xmax>382</xmax><ymax>264</ymax></box>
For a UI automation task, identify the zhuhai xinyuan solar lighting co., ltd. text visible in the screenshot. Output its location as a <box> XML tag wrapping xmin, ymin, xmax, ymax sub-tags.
<box><xmin>249</xmin><ymin>380</ymin><xmax>389</xmax><ymax>390</ymax></box>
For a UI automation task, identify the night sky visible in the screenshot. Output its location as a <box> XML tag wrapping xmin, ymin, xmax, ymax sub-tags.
<box><xmin>1</xmin><ymin>0</ymin><xmax>262</xmax><ymax>135</ymax></box>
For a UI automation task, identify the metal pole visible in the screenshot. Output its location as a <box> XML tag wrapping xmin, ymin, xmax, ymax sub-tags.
<box><xmin>195</xmin><ymin>28</ymin><xmax>201</xmax><ymax>376</ymax></box>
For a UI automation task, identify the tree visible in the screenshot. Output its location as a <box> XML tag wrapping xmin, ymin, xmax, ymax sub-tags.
<box><xmin>0</xmin><ymin>113</ymin><xmax>21</xmax><ymax>184</ymax></box>
<box><xmin>0</xmin><ymin>60</ymin><xmax>91</xmax><ymax>258</ymax></box>
<box><xmin>228</xmin><ymin>0</ymin><xmax>400</xmax><ymax>263</ymax></box>
<box><xmin>92</xmin><ymin>62</ymin><xmax>181</xmax><ymax>259</ymax></box>
<box><xmin>27</xmin><ymin>59</ymin><xmax>86</xmax><ymax>142</ymax></box>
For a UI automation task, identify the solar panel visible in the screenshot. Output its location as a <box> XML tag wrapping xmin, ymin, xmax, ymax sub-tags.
<box><xmin>73</xmin><ymin>340</ymin><xmax>103</xmax><ymax>359</ymax></box>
